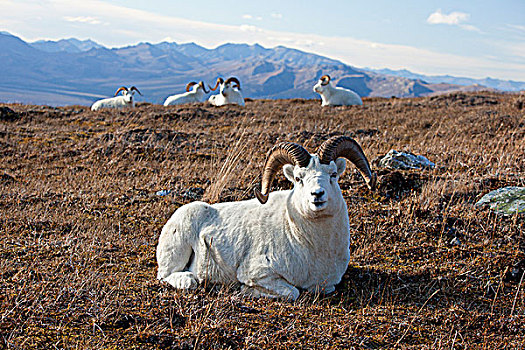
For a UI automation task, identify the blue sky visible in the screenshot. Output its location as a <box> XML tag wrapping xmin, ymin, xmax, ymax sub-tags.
<box><xmin>1</xmin><ymin>0</ymin><xmax>524</xmax><ymax>80</ymax></box>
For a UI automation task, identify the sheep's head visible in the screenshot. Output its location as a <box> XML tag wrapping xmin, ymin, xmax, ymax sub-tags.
<box><xmin>186</xmin><ymin>81</ymin><xmax>209</xmax><ymax>94</ymax></box>
<box><xmin>115</xmin><ymin>86</ymin><xmax>142</xmax><ymax>104</ymax></box>
<box><xmin>220</xmin><ymin>77</ymin><xmax>241</xmax><ymax>97</ymax></box>
<box><xmin>285</xmin><ymin>155</ymin><xmax>347</xmax><ymax>217</ymax></box>
<box><xmin>313</xmin><ymin>75</ymin><xmax>331</xmax><ymax>94</ymax></box>
<box><xmin>255</xmin><ymin>136</ymin><xmax>376</xmax><ymax>217</ymax></box>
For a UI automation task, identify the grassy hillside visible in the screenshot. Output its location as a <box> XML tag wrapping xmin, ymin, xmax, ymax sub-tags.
<box><xmin>1</xmin><ymin>92</ymin><xmax>524</xmax><ymax>349</ymax></box>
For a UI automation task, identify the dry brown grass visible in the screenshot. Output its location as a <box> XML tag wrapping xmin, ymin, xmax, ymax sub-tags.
<box><xmin>1</xmin><ymin>92</ymin><xmax>524</xmax><ymax>349</ymax></box>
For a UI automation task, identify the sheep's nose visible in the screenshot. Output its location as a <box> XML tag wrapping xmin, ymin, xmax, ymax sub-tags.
<box><xmin>311</xmin><ymin>189</ymin><xmax>325</xmax><ymax>198</ymax></box>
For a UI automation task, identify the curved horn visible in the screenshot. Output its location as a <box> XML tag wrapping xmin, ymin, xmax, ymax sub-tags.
<box><xmin>115</xmin><ymin>86</ymin><xmax>128</xmax><ymax>96</ymax></box>
<box><xmin>254</xmin><ymin>142</ymin><xmax>311</xmax><ymax>204</ymax></box>
<box><xmin>130</xmin><ymin>86</ymin><xmax>142</xmax><ymax>95</ymax></box>
<box><xmin>186</xmin><ymin>81</ymin><xmax>198</xmax><ymax>92</ymax></box>
<box><xmin>320</xmin><ymin>75</ymin><xmax>331</xmax><ymax>86</ymax></box>
<box><xmin>225</xmin><ymin>77</ymin><xmax>241</xmax><ymax>90</ymax></box>
<box><xmin>209</xmin><ymin>77</ymin><xmax>224</xmax><ymax>91</ymax></box>
<box><xmin>199</xmin><ymin>81</ymin><xmax>209</xmax><ymax>94</ymax></box>
<box><xmin>317</xmin><ymin>136</ymin><xmax>376</xmax><ymax>190</ymax></box>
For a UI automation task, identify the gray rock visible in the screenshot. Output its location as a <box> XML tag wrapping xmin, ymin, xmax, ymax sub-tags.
<box><xmin>475</xmin><ymin>186</ymin><xmax>525</xmax><ymax>216</ymax></box>
<box><xmin>155</xmin><ymin>190</ymin><xmax>171</xmax><ymax>196</ymax></box>
<box><xmin>378</xmin><ymin>150</ymin><xmax>435</xmax><ymax>170</ymax></box>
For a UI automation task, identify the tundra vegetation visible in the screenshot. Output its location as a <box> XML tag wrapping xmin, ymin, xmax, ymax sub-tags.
<box><xmin>0</xmin><ymin>92</ymin><xmax>524</xmax><ymax>349</ymax></box>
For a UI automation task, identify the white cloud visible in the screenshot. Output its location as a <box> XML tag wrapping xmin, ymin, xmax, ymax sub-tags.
<box><xmin>239</xmin><ymin>24</ymin><xmax>262</xmax><ymax>32</ymax></box>
<box><xmin>506</xmin><ymin>24</ymin><xmax>525</xmax><ymax>33</ymax></box>
<box><xmin>427</xmin><ymin>9</ymin><xmax>469</xmax><ymax>25</ymax></box>
<box><xmin>64</xmin><ymin>16</ymin><xmax>102</xmax><ymax>25</ymax></box>
<box><xmin>459</xmin><ymin>24</ymin><xmax>481</xmax><ymax>32</ymax></box>
<box><xmin>427</xmin><ymin>9</ymin><xmax>481</xmax><ymax>32</ymax></box>
<box><xmin>242</xmin><ymin>14</ymin><xmax>262</xmax><ymax>21</ymax></box>
<box><xmin>271</xmin><ymin>13</ymin><xmax>283</xmax><ymax>19</ymax></box>
<box><xmin>497</xmin><ymin>24</ymin><xmax>525</xmax><ymax>43</ymax></box>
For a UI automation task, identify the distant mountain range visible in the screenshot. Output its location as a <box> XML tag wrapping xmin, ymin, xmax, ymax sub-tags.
<box><xmin>0</xmin><ymin>32</ymin><xmax>521</xmax><ymax>106</ymax></box>
<box><xmin>364</xmin><ymin>68</ymin><xmax>525</xmax><ymax>93</ymax></box>
<box><xmin>31</xmin><ymin>38</ymin><xmax>103</xmax><ymax>53</ymax></box>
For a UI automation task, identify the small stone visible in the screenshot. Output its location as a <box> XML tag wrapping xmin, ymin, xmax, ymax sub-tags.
<box><xmin>156</xmin><ymin>190</ymin><xmax>171</xmax><ymax>196</ymax></box>
<box><xmin>475</xmin><ymin>186</ymin><xmax>525</xmax><ymax>216</ymax></box>
<box><xmin>378</xmin><ymin>150</ymin><xmax>435</xmax><ymax>170</ymax></box>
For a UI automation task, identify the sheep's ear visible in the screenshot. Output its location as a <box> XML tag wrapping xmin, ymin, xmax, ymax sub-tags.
<box><xmin>283</xmin><ymin>164</ymin><xmax>295</xmax><ymax>182</ymax></box>
<box><xmin>336</xmin><ymin>158</ymin><xmax>346</xmax><ymax>176</ymax></box>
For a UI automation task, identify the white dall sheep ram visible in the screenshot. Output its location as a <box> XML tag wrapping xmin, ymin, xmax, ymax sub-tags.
<box><xmin>313</xmin><ymin>75</ymin><xmax>363</xmax><ymax>106</ymax></box>
<box><xmin>163</xmin><ymin>81</ymin><xmax>209</xmax><ymax>106</ymax></box>
<box><xmin>208</xmin><ymin>77</ymin><xmax>245</xmax><ymax>107</ymax></box>
<box><xmin>156</xmin><ymin>136</ymin><xmax>376</xmax><ymax>300</ymax></box>
<box><xmin>91</xmin><ymin>86</ymin><xmax>142</xmax><ymax>111</ymax></box>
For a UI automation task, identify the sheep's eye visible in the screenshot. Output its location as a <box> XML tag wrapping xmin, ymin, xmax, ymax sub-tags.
<box><xmin>295</xmin><ymin>176</ymin><xmax>302</xmax><ymax>183</ymax></box>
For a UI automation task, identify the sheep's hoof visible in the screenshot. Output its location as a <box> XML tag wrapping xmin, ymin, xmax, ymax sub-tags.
<box><xmin>164</xmin><ymin>272</ymin><xmax>198</xmax><ymax>289</ymax></box>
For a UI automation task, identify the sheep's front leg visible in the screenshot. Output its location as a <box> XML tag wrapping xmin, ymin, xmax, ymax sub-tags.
<box><xmin>243</xmin><ymin>276</ymin><xmax>300</xmax><ymax>301</ymax></box>
<box><xmin>163</xmin><ymin>271</ymin><xmax>198</xmax><ymax>290</ymax></box>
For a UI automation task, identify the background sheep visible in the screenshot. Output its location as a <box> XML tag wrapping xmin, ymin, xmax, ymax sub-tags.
<box><xmin>313</xmin><ymin>75</ymin><xmax>363</xmax><ymax>106</ymax></box>
<box><xmin>91</xmin><ymin>86</ymin><xmax>142</xmax><ymax>111</ymax></box>
<box><xmin>156</xmin><ymin>136</ymin><xmax>376</xmax><ymax>300</ymax></box>
<box><xmin>208</xmin><ymin>77</ymin><xmax>245</xmax><ymax>106</ymax></box>
<box><xmin>163</xmin><ymin>81</ymin><xmax>209</xmax><ymax>106</ymax></box>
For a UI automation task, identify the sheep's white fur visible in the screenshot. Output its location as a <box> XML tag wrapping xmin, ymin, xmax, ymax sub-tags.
<box><xmin>164</xmin><ymin>81</ymin><xmax>208</xmax><ymax>106</ymax></box>
<box><xmin>91</xmin><ymin>87</ymin><xmax>140</xmax><ymax>111</ymax></box>
<box><xmin>313</xmin><ymin>76</ymin><xmax>363</xmax><ymax>106</ymax></box>
<box><xmin>208</xmin><ymin>78</ymin><xmax>245</xmax><ymax>107</ymax></box>
<box><xmin>156</xmin><ymin>155</ymin><xmax>351</xmax><ymax>300</ymax></box>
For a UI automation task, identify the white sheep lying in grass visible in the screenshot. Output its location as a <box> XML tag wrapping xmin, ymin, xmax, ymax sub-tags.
<box><xmin>91</xmin><ymin>86</ymin><xmax>142</xmax><ymax>111</ymax></box>
<box><xmin>163</xmin><ymin>81</ymin><xmax>209</xmax><ymax>106</ymax></box>
<box><xmin>313</xmin><ymin>75</ymin><xmax>363</xmax><ymax>106</ymax></box>
<box><xmin>156</xmin><ymin>136</ymin><xmax>376</xmax><ymax>300</ymax></box>
<box><xmin>208</xmin><ymin>77</ymin><xmax>245</xmax><ymax>107</ymax></box>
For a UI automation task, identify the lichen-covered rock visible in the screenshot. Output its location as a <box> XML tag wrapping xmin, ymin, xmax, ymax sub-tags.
<box><xmin>378</xmin><ymin>150</ymin><xmax>435</xmax><ymax>170</ymax></box>
<box><xmin>475</xmin><ymin>186</ymin><xmax>525</xmax><ymax>216</ymax></box>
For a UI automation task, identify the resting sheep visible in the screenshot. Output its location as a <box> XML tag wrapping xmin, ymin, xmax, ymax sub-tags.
<box><xmin>91</xmin><ymin>86</ymin><xmax>142</xmax><ymax>111</ymax></box>
<box><xmin>163</xmin><ymin>81</ymin><xmax>209</xmax><ymax>106</ymax></box>
<box><xmin>156</xmin><ymin>136</ymin><xmax>376</xmax><ymax>300</ymax></box>
<box><xmin>208</xmin><ymin>77</ymin><xmax>245</xmax><ymax>107</ymax></box>
<box><xmin>313</xmin><ymin>75</ymin><xmax>363</xmax><ymax>106</ymax></box>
